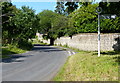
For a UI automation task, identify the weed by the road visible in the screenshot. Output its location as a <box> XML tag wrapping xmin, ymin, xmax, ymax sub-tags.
<box><xmin>2</xmin><ymin>44</ymin><xmax>27</xmax><ymax>59</ymax></box>
<box><xmin>53</xmin><ymin>50</ymin><xmax>119</xmax><ymax>81</ymax></box>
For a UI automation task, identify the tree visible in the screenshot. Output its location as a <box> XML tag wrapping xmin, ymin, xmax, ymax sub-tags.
<box><xmin>65</xmin><ymin>2</ymin><xmax>79</xmax><ymax>15</ymax></box>
<box><xmin>99</xmin><ymin>1</ymin><xmax>120</xmax><ymax>16</ymax></box>
<box><xmin>79</xmin><ymin>2</ymin><xmax>92</xmax><ymax>7</ymax></box>
<box><xmin>55</xmin><ymin>2</ymin><xmax>65</xmax><ymax>15</ymax></box>
<box><xmin>52</xmin><ymin>15</ymin><xmax>69</xmax><ymax>38</ymax></box>
<box><xmin>10</xmin><ymin>6</ymin><xmax>39</xmax><ymax>48</ymax></box>
<box><xmin>38</xmin><ymin>10</ymin><xmax>69</xmax><ymax>45</ymax></box>
<box><xmin>1</xmin><ymin>3</ymin><xmax>39</xmax><ymax>49</ymax></box>
<box><xmin>99</xmin><ymin>1</ymin><xmax>120</xmax><ymax>33</ymax></box>
<box><xmin>37</xmin><ymin>10</ymin><xmax>58</xmax><ymax>45</ymax></box>
<box><xmin>68</xmin><ymin>3</ymin><xmax>120</xmax><ymax>36</ymax></box>
<box><xmin>68</xmin><ymin>4</ymin><xmax>98</xmax><ymax>34</ymax></box>
<box><xmin>1</xmin><ymin>2</ymin><xmax>15</xmax><ymax>44</ymax></box>
<box><xmin>1</xmin><ymin>2</ymin><xmax>39</xmax><ymax>49</ymax></box>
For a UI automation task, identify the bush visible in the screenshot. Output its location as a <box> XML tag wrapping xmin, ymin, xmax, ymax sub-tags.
<box><xmin>18</xmin><ymin>39</ymin><xmax>33</xmax><ymax>50</ymax></box>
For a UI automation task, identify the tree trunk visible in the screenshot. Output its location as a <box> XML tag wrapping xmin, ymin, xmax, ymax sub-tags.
<box><xmin>8</xmin><ymin>30</ymin><xmax>12</xmax><ymax>44</ymax></box>
<box><xmin>50</xmin><ymin>38</ymin><xmax>55</xmax><ymax>45</ymax></box>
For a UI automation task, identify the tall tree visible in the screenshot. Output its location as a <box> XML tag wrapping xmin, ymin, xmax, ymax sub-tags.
<box><xmin>99</xmin><ymin>1</ymin><xmax>120</xmax><ymax>16</ymax></box>
<box><xmin>1</xmin><ymin>2</ymin><xmax>15</xmax><ymax>44</ymax></box>
<box><xmin>1</xmin><ymin>2</ymin><xmax>39</xmax><ymax>49</ymax></box>
<box><xmin>52</xmin><ymin>15</ymin><xmax>69</xmax><ymax>38</ymax></box>
<box><xmin>65</xmin><ymin>2</ymin><xmax>79</xmax><ymax>15</ymax></box>
<box><xmin>99</xmin><ymin>1</ymin><xmax>120</xmax><ymax>33</ymax></box>
<box><xmin>68</xmin><ymin>4</ymin><xmax>98</xmax><ymax>34</ymax></box>
<box><xmin>10</xmin><ymin>6</ymin><xmax>39</xmax><ymax>46</ymax></box>
<box><xmin>79</xmin><ymin>2</ymin><xmax>92</xmax><ymax>7</ymax></box>
<box><xmin>68</xmin><ymin>3</ymin><xmax>120</xmax><ymax>36</ymax></box>
<box><xmin>55</xmin><ymin>2</ymin><xmax>65</xmax><ymax>15</ymax></box>
<box><xmin>37</xmin><ymin>10</ymin><xmax>58</xmax><ymax>45</ymax></box>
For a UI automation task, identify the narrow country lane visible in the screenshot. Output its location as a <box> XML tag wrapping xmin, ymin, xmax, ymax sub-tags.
<box><xmin>2</xmin><ymin>44</ymin><xmax>68</xmax><ymax>81</ymax></box>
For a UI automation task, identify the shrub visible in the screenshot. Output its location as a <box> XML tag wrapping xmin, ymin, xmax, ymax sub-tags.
<box><xmin>17</xmin><ymin>39</ymin><xmax>33</xmax><ymax>50</ymax></box>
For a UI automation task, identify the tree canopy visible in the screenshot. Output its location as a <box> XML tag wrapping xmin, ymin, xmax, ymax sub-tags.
<box><xmin>37</xmin><ymin>10</ymin><xmax>68</xmax><ymax>45</ymax></box>
<box><xmin>1</xmin><ymin>2</ymin><xmax>39</xmax><ymax>49</ymax></box>
<box><xmin>67</xmin><ymin>2</ymin><xmax>120</xmax><ymax>36</ymax></box>
<box><xmin>1</xmin><ymin>1</ymin><xmax>120</xmax><ymax>46</ymax></box>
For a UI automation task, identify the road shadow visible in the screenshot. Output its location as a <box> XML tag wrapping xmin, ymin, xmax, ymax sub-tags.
<box><xmin>2</xmin><ymin>44</ymin><xmax>64</xmax><ymax>63</ymax></box>
<box><xmin>2</xmin><ymin>48</ymin><xmax>33</xmax><ymax>63</ymax></box>
<box><xmin>32</xmin><ymin>44</ymin><xmax>64</xmax><ymax>52</ymax></box>
<box><xmin>92</xmin><ymin>51</ymin><xmax>120</xmax><ymax>56</ymax></box>
<box><xmin>33</xmin><ymin>44</ymin><xmax>50</xmax><ymax>46</ymax></box>
<box><xmin>2</xmin><ymin>54</ymin><xmax>33</xmax><ymax>63</ymax></box>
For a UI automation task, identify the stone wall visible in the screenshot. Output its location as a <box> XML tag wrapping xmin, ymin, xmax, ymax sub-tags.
<box><xmin>54</xmin><ymin>33</ymin><xmax>120</xmax><ymax>51</ymax></box>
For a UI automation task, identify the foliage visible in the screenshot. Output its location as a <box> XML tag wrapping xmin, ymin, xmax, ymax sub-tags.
<box><xmin>54</xmin><ymin>2</ymin><xmax>79</xmax><ymax>15</ymax></box>
<box><xmin>99</xmin><ymin>1</ymin><xmax>120</xmax><ymax>16</ymax></box>
<box><xmin>101</xmin><ymin>17</ymin><xmax>120</xmax><ymax>33</ymax></box>
<box><xmin>1</xmin><ymin>2</ymin><xmax>39</xmax><ymax>49</ymax></box>
<box><xmin>55</xmin><ymin>2</ymin><xmax>65</xmax><ymax>15</ymax></box>
<box><xmin>17</xmin><ymin>39</ymin><xmax>33</xmax><ymax>50</ymax></box>
<box><xmin>10</xmin><ymin>6</ymin><xmax>39</xmax><ymax>44</ymax></box>
<box><xmin>65</xmin><ymin>2</ymin><xmax>79</xmax><ymax>15</ymax></box>
<box><xmin>98</xmin><ymin>2</ymin><xmax>120</xmax><ymax>33</ymax></box>
<box><xmin>1</xmin><ymin>2</ymin><xmax>15</xmax><ymax>44</ymax></box>
<box><xmin>52</xmin><ymin>15</ymin><xmax>69</xmax><ymax>38</ymax></box>
<box><xmin>2</xmin><ymin>44</ymin><xmax>27</xmax><ymax>59</ymax></box>
<box><xmin>37</xmin><ymin>10</ymin><xmax>57</xmax><ymax>34</ymax></box>
<box><xmin>1</xmin><ymin>2</ymin><xmax>120</xmax><ymax>47</ymax></box>
<box><xmin>68</xmin><ymin>4</ymin><xmax>98</xmax><ymax>35</ymax></box>
<box><xmin>38</xmin><ymin>10</ymin><xmax>68</xmax><ymax>45</ymax></box>
<box><xmin>79</xmin><ymin>2</ymin><xmax>92</xmax><ymax>7</ymax></box>
<box><xmin>67</xmin><ymin>3</ymin><xmax>120</xmax><ymax>36</ymax></box>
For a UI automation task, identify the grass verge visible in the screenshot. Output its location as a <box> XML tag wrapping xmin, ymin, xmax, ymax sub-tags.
<box><xmin>2</xmin><ymin>45</ymin><xmax>27</xmax><ymax>59</ymax></box>
<box><xmin>53</xmin><ymin>50</ymin><xmax>119</xmax><ymax>81</ymax></box>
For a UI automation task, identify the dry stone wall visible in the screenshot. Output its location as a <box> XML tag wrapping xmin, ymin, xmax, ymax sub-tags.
<box><xmin>54</xmin><ymin>33</ymin><xmax>120</xmax><ymax>51</ymax></box>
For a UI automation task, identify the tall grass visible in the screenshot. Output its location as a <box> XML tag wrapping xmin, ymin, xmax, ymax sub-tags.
<box><xmin>2</xmin><ymin>44</ymin><xmax>27</xmax><ymax>59</ymax></box>
<box><xmin>53</xmin><ymin>51</ymin><xmax>119</xmax><ymax>81</ymax></box>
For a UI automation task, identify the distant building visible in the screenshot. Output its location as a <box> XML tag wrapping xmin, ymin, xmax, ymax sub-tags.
<box><xmin>36</xmin><ymin>32</ymin><xmax>43</xmax><ymax>40</ymax></box>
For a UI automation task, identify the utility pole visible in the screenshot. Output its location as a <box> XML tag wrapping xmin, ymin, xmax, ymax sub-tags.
<box><xmin>96</xmin><ymin>7</ymin><xmax>102</xmax><ymax>57</ymax></box>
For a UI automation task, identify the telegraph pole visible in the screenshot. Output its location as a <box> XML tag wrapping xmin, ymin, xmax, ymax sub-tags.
<box><xmin>96</xmin><ymin>7</ymin><xmax>102</xmax><ymax>57</ymax></box>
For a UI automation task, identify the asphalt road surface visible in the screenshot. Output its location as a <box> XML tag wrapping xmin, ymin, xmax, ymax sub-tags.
<box><xmin>2</xmin><ymin>44</ymin><xmax>69</xmax><ymax>81</ymax></box>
